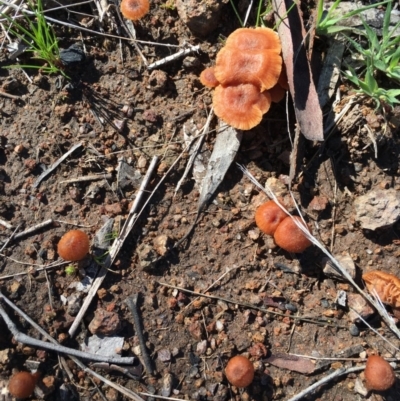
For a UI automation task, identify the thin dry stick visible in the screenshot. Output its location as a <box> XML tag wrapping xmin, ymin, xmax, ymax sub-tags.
<box><xmin>158</xmin><ymin>282</ymin><xmax>346</xmax><ymax>328</ymax></box>
<box><xmin>0</xmin><ymin>256</ymin><xmax>66</xmax><ymax>272</ymax></box>
<box><xmin>13</xmin><ymin>219</ymin><xmax>53</xmax><ymax>240</ymax></box>
<box><xmin>242</xmin><ymin>0</ymin><xmax>253</xmax><ymax>26</ymax></box>
<box><xmin>0</xmin><ymin>224</ymin><xmax>20</xmax><ymax>252</ymax></box>
<box><xmin>0</xmin><ymin>218</ymin><xmax>13</xmax><ymax>230</ymax></box>
<box><xmin>0</xmin><ymin>90</ymin><xmax>21</xmax><ymax>99</ymax></box>
<box><xmin>0</xmin><ymin>294</ymin><xmax>134</xmax><ymax>364</ymax></box>
<box><xmin>125</xmin><ymin>294</ymin><xmax>154</xmax><ymax>375</ymax></box>
<box><xmin>33</xmin><ymin>143</ymin><xmax>83</xmax><ymax>188</ymax></box>
<box><xmin>175</xmin><ymin>108</ymin><xmax>214</xmax><ymax>195</ymax></box>
<box><xmin>184</xmin><ymin>264</ymin><xmax>243</xmax><ymax>310</ymax></box>
<box><xmin>237</xmin><ymin>164</ymin><xmax>400</xmax><ymax>340</ymax></box>
<box><xmin>58</xmin><ymin>173</ymin><xmax>113</xmax><ymax>185</ymax></box>
<box><xmin>286</xmin><ymin>366</ymin><xmax>365</xmax><ymax>401</ymax></box>
<box><xmin>147</xmin><ymin>44</ymin><xmax>200</xmax><ymax>70</ymax></box>
<box><xmin>69</xmin><ymin>156</ymin><xmax>159</xmax><ymax>337</ymax></box>
<box><xmin>0</xmin><ymin>291</ymin><xmax>145</xmax><ymax>401</ymax></box>
<box><xmin>138</xmin><ymin>393</ymin><xmax>184</xmax><ymax>401</ymax></box>
<box><xmin>289</xmin><ymin>353</ymin><xmax>368</xmax><ymax>362</ymax></box>
<box><xmin>73</xmin><ymin>360</ymin><xmax>145</xmax><ymax>401</ymax></box>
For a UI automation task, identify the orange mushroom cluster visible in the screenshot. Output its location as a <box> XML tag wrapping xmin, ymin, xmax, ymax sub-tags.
<box><xmin>255</xmin><ymin>200</ymin><xmax>312</xmax><ymax>253</ymax></box>
<box><xmin>200</xmin><ymin>28</ymin><xmax>287</xmax><ymax>130</ymax></box>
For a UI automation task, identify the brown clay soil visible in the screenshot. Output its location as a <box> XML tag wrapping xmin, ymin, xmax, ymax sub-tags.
<box><xmin>1</xmin><ymin>1</ymin><xmax>400</xmax><ymax>401</ymax></box>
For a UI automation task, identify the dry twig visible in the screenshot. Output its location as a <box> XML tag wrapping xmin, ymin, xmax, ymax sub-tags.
<box><xmin>126</xmin><ymin>294</ymin><xmax>154</xmax><ymax>375</ymax></box>
<box><xmin>0</xmin><ymin>292</ymin><xmax>134</xmax><ymax>364</ymax></box>
<box><xmin>286</xmin><ymin>366</ymin><xmax>364</xmax><ymax>401</ymax></box>
<box><xmin>33</xmin><ymin>143</ymin><xmax>83</xmax><ymax>188</ymax></box>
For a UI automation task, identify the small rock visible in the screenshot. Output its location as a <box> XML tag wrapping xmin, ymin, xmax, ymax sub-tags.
<box><xmin>57</xmin><ymin>383</ymin><xmax>80</xmax><ymax>401</ymax></box>
<box><xmin>153</xmin><ymin>234</ymin><xmax>170</xmax><ymax>256</ymax></box>
<box><xmin>14</xmin><ymin>144</ymin><xmax>25</xmax><ymax>154</ymax></box>
<box><xmin>41</xmin><ymin>376</ymin><xmax>56</xmax><ymax>394</ymax></box>
<box><xmin>335</xmin><ymin>290</ymin><xmax>347</xmax><ymax>307</ymax></box>
<box><xmin>0</xmin><ymin>349</ymin><xmax>12</xmax><ymax>364</ymax></box>
<box><xmin>59</xmin><ymin>43</ymin><xmax>85</xmax><ymax>67</ymax></box>
<box><xmin>196</xmin><ymin>340</ymin><xmax>207</xmax><ymax>355</ymax></box>
<box><xmin>9</xmin><ymin>281</ymin><xmax>21</xmax><ymax>297</ymax></box>
<box><xmin>148</xmin><ymin>69</ymin><xmax>168</xmax><ymax>91</ymax></box>
<box><xmin>105</xmin><ymin>202</ymin><xmax>124</xmax><ymax>216</ymax></box>
<box><xmin>116</xmin><ymin>160</ymin><xmax>142</xmax><ymax>190</ymax></box>
<box><xmin>158</xmin><ymin>348</ymin><xmax>171</xmax><ymax>362</ymax></box>
<box><xmin>322</xmin><ymin>252</ymin><xmax>356</xmax><ymax>280</ymax></box>
<box><xmin>266</xmin><ymin>176</ymin><xmax>288</xmax><ymax>198</ymax></box>
<box><xmin>88</xmin><ymin>308</ymin><xmax>121</xmax><ymax>335</ymax></box>
<box><xmin>176</xmin><ymin>0</ymin><xmax>229</xmax><ymax>36</ymax></box>
<box><xmin>347</xmin><ymin>293</ymin><xmax>375</xmax><ymax>323</ymax></box>
<box><xmin>309</xmin><ymin>195</ymin><xmax>329</xmax><ymax>211</ymax></box>
<box><xmin>137</xmin><ymin>155</ymin><xmax>147</xmax><ymax>169</ymax></box>
<box><xmin>136</xmin><ymin>243</ymin><xmax>158</xmax><ymax>270</ymax></box>
<box><xmin>105</xmin><ymin>388</ymin><xmax>120</xmax><ymax>401</ymax></box>
<box><xmin>354</xmin><ymin>188</ymin><xmax>400</xmax><ymax>230</ymax></box>
<box><xmin>354</xmin><ymin>377</ymin><xmax>368</xmax><ymax>396</ymax></box>
<box><xmin>161</xmin><ymin>372</ymin><xmax>174</xmax><ymax>397</ymax></box>
<box><xmin>187</xmin><ymin>320</ymin><xmax>203</xmax><ymax>341</ymax></box>
<box><xmin>68</xmin><ymin>187</ymin><xmax>81</xmax><ymax>202</ymax></box>
<box><xmin>349</xmin><ymin>324</ymin><xmax>360</xmax><ymax>336</ymax></box>
<box><xmin>66</xmin><ymin>293</ymin><xmax>81</xmax><ymax>316</ymax></box>
<box><xmin>24</xmin><ymin>159</ymin><xmax>37</xmax><ymax>171</ymax></box>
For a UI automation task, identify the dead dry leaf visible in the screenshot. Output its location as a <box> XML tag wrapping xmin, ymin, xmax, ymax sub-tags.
<box><xmin>265</xmin><ymin>353</ymin><xmax>316</xmax><ymax>374</ymax></box>
<box><xmin>272</xmin><ymin>0</ymin><xmax>323</xmax><ymax>141</ymax></box>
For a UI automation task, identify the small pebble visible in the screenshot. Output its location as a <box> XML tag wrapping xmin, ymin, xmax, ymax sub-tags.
<box><xmin>349</xmin><ymin>324</ymin><xmax>360</xmax><ymax>336</ymax></box>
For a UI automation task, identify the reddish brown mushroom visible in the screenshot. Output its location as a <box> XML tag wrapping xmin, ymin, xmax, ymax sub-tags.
<box><xmin>120</xmin><ymin>0</ymin><xmax>149</xmax><ymax>21</ymax></box>
<box><xmin>199</xmin><ymin>67</ymin><xmax>219</xmax><ymax>88</ymax></box>
<box><xmin>255</xmin><ymin>200</ymin><xmax>287</xmax><ymax>235</ymax></box>
<box><xmin>57</xmin><ymin>230</ymin><xmax>90</xmax><ymax>261</ymax></box>
<box><xmin>273</xmin><ymin>216</ymin><xmax>312</xmax><ymax>253</ymax></box>
<box><xmin>225</xmin><ymin>355</ymin><xmax>254</xmax><ymax>388</ymax></box>
<box><xmin>214</xmin><ymin>47</ymin><xmax>282</xmax><ymax>91</ymax></box>
<box><xmin>213</xmin><ymin>83</ymin><xmax>271</xmax><ymax>130</ymax></box>
<box><xmin>8</xmin><ymin>371</ymin><xmax>40</xmax><ymax>399</ymax></box>
<box><xmin>364</xmin><ymin>355</ymin><xmax>396</xmax><ymax>391</ymax></box>
<box><xmin>225</xmin><ymin>27</ymin><xmax>281</xmax><ymax>53</ymax></box>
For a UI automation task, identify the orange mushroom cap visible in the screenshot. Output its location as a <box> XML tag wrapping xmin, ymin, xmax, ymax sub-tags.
<box><xmin>225</xmin><ymin>27</ymin><xmax>281</xmax><ymax>53</ymax></box>
<box><xmin>273</xmin><ymin>216</ymin><xmax>312</xmax><ymax>253</ymax></box>
<box><xmin>120</xmin><ymin>0</ymin><xmax>149</xmax><ymax>21</ymax></box>
<box><xmin>225</xmin><ymin>355</ymin><xmax>254</xmax><ymax>388</ymax></box>
<box><xmin>8</xmin><ymin>371</ymin><xmax>40</xmax><ymax>399</ymax></box>
<box><xmin>214</xmin><ymin>47</ymin><xmax>282</xmax><ymax>91</ymax></box>
<box><xmin>199</xmin><ymin>67</ymin><xmax>219</xmax><ymax>88</ymax></box>
<box><xmin>364</xmin><ymin>355</ymin><xmax>396</xmax><ymax>391</ymax></box>
<box><xmin>213</xmin><ymin>84</ymin><xmax>271</xmax><ymax>130</ymax></box>
<box><xmin>57</xmin><ymin>230</ymin><xmax>90</xmax><ymax>261</ymax></box>
<box><xmin>255</xmin><ymin>200</ymin><xmax>287</xmax><ymax>235</ymax></box>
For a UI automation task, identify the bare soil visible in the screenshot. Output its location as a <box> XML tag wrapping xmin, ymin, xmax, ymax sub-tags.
<box><xmin>1</xmin><ymin>1</ymin><xmax>400</xmax><ymax>401</ymax></box>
